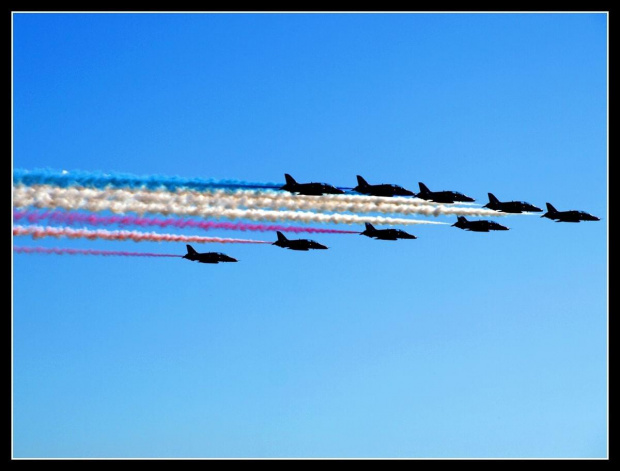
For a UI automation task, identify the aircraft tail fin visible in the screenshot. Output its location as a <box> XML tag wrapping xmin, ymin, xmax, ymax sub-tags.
<box><xmin>452</xmin><ymin>216</ymin><xmax>466</xmax><ymax>227</ymax></box>
<box><xmin>418</xmin><ymin>182</ymin><xmax>430</xmax><ymax>194</ymax></box>
<box><xmin>284</xmin><ymin>174</ymin><xmax>297</xmax><ymax>186</ymax></box>
<box><xmin>545</xmin><ymin>202</ymin><xmax>558</xmax><ymax>213</ymax></box>
<box><xmin>186</xmin><ymin>244</ymin><xmax>198</xmax><ymax>255</ymax></box>
<box><xmin>488</xmin><ymin>193</ymin><xmax>500</xmax><ymax>204</ymax></box>
<box><xmin>356</xmin><ymin>175</ymin><xmax>369</xmax><ymax>187</ymax></box>
<box><xmin>276</xmin><ymin>231</ymin><xmax>288</xmax><ymax>242</ymax></box>
<box><xmin>364</xmin><ymin>222</ymin><xmax>375</xmax><ymax>231</ymax></box>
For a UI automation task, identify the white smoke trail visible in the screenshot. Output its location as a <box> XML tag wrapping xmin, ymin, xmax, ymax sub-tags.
<box><xmin>13</xmin><ymin>184</ymin><xmax>500</xmax><ymax>219</ymax></box>
<box><xmin>13</xmin><ymin>185</ymin><xmax>447</xmax><ymax>226</ymax></box>
<box><xmin>213</xmin><ymin>190</ymin><xmax>503</xmax><ymax>217</ymax></box>
<box><xmin>13</xmin><ymin>225</ymin><xmax>272</xmax><ymax>244</ymax></box>
<box><xmin>80</xmin><ymin>187</ymin><xmax>499</xmax><ymax>217</ymax></box>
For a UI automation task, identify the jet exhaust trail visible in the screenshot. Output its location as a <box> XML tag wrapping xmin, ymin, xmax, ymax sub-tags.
<box><xmin>13</xmin><ymin>225</ymin><xmax>272</xmax><ymax>244</ymax></box>
<box><xmin>13</xmin><ymin>246</ymin><xmax>183</xmax><ymax>257</ymax></box>
<box><xmin>208</xmin><ymin>189</ymin><xmax>474</xmax><ymax>208</ymax></box>
<box><xmin>201</xmin><ymin>189</ymin><xmax>503</xmax><ymax>217</ymax></box>
<box><xmin>15</xmin><ymin>184</ymin><xmax>503</xmax><ymax>217</ymax></box>
<box><xmin>13</xmin><ymin>185</ymin><xmax>447</xmax><ymax>226</ymax></box>
<box><xmin>13</xmin><ymin>169</ymin><xmax>485</xmax><ymax>210</ymax></box>
<box><xmin>13</xmin><ymin>209</ymin><xmax>361</xmax><ymax>234</ymax></box>
<box><xmin>13</xmin><ymin>168</ymin><xmax>282</xmax><ymax>192</ymax></box>
<box><xmin>13</xmin><ymin>186</ymin><xmax>456</xmax><ymax>224</ymax></box>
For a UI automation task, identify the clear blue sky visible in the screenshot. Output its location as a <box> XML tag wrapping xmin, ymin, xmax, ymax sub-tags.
<box><xmin>12</xmin><ymin>12</ymin><xmax>607</xmax><ymax>458</ymax></box>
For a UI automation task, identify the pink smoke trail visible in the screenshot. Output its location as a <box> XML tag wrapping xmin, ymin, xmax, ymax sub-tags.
<box><xmin>13</xmin><ymin>246</ymin><xmax>182</xmax><ymax>257</ymax></box>
<box><xmin>13</xmin><ymin>225</ymin><xmax>272</xmax><ymax>244</ymax></box>
<box><xmin>12</xmin><ymin>209</ymin><xmax>360</xmax><ymax>234</ymax></box>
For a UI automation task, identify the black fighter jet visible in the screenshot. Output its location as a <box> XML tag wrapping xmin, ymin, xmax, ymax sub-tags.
<box><xmin>451</xmin><ymin>216</ymin><xmax>509</xmax><ymax>232</ymax></box>
<box><xmin>360</xmin><ymin>223</ymin><xmax>417</xmax><ymax>241</ymax></box>
<box><xmin>280</xmin><ymin>174</ymin><xmax>344</xmax><ymax>196</ymax></box>
<box><xmin>416</xmin><ymin>182</ymin><xmax>475</xmax><ymax>204</ymax></box>
<box><xmin>273</xmin><ymin>231</ymin><xmax>328</xmax><ymax>250</ymax></box>
<box><xmin>352</xmin><ymin>175</ymin><xmax>415</xmax><ymax>197</ymax></box>
<box><xmin>540</xmin><ymin>203</ymin><xmax>600</xmax><ymax>223</ymax></box>
<box><xmin>482</xmin><ymin>193</ymin><xmax>542</xmax><ymax>213</ymax></box>
<box><xmin>182</xmin><ymin>245</ymin><xmax>238</xmax><ymax>263</ymax></box>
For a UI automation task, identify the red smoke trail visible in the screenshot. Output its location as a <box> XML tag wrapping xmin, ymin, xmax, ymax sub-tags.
<box><xmin>12</xmin><ymin>209</ymin><xmax>360</xmax><ymax>234</ymax></box>
<box><xmin>13</xmin><ymin>225</ymin><xmax>272</xmax><ymax>244</ymax></box>
<box><xmin>13</xmin><ymin>246</ymin><xmax>182</xmax><ymax>257</ymax></box>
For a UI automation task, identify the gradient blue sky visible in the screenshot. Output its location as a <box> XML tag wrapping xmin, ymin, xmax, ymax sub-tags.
<box><xmin>12</xmin><ymin>12</ymin><xmax>607</xmax><ymax>458</ymax></box>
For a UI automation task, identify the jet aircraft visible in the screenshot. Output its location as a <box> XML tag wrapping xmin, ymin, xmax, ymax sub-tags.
<box><xmin>451</xmin><ymin>216</ymin><xmax>509</xmax><ymax>232</ymax></box>
<box><xmin>273</xmin><ymin>231</ymin><xmax>328</xmax><ymax>250</ymax></box>
<box><xmin>482</xmin><ymin>193</ymin><xmax>542</xmax><ymax>213</ymax></box>
<box><xmin>352</xmin><ymin>175</ymin><xmax>415</xmax><ymax>197</ymax></box>
<box><xmin>360</xmin><ymin>223</ymin><xmax>417</xmax><ymax>240</ymax></box>
<box><xmin>280</xmin><ymin>174</ymin><xmax>344</xmax><ymax>196</ymax></box>
<box><xmin>182</xmin><ymin>245</ymin><xmax>238</xmax><ymax>263</ymax></box>
<box><xmin>540</xmin><ymin>203</ymin><xmax>600</xmax><ymax>223</ymax></box>
<box><xmin>415</xmin><ymin>182</ymin><xmax>475</xmax><ymax>204</ymax></box>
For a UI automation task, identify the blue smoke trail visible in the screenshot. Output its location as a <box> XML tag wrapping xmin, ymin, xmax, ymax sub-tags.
<box><xmin>13</xmin><ymin>168</ymin><xmax>283</xmax><ymax>192</ymax></box>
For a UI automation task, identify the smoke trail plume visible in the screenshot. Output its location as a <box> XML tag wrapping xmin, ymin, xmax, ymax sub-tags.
<box><xmin>191</xmin><ymin>189</ymin><xmax>503</xmax><ymax>217</ymax></box>
<box><xmin>13</xmin><ymin>168</ymin><xmax>282</xmax><ymax>192</ymax></box>
<box><xmin>13</xmin><ymin>246</ymin><xmax>182</xmax><ymax>257</ymax></box>
<box><xmin>13</xmin><ymin>209</ymin><xmax>361</xmax><ymax>234</ymax></box>
<box><xmin>13</xmin><ymin>185</ymin><xmax>447</xmax><ymax>226</ymax></box>
<box><xmin>13</xmin><ymin>225</ymin><xmax>272</xmax><ymax>244</ymax></box>
<box><xmin>13</xmin><ymin>183</ymin><xmax>503</xmax><ymax>217</ymax></box>
<box><xmin>13</xmin><ymin>169</ymin><xmax>492</xmax><ymax>215</ymax></box>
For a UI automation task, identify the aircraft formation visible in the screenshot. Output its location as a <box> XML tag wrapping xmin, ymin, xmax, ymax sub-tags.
<box><xmin>181</xmin><ymin>173</ymin><xmax>600</xmax><ymax>264</ymax></box>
